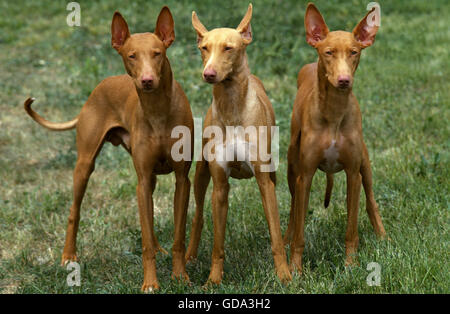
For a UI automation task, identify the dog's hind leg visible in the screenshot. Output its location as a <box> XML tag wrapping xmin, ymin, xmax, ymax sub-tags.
<box><xmin>284</xmin><ymin>130</ymin><xmax>300</xmax><ymax>245</ymax></box>
<box><xmin>61</xmin><ymin>117</ymin><xmax>109</xmax><ymax>265</ymax></box>
<box><xmin>361</xmin><ymin>144</ymin><xmax>386</xmax><ymax>239</ymax></box>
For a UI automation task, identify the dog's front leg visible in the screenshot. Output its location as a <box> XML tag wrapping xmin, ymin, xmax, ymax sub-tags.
<box><xmin>254</xmin><ymin>170</ymin><xmax>292</xmax><ymax>283</ymax></box>
<box><xmin>136</xmin><ymin>175</ymin><xmax>158</xmax><ymax>291</ymax></box>
<box><xmin>361</xmin><ymin>144</ymin><xmax>386</xmax><ymax>239</ymax></box>
<box><xmin>344</xmin><ymin>169</ymin><xmax>362</xmax><ymax>266</ymax></box>
<box><xmin>171</xmin><ymin>167</ymin><xmax>191</xmax><ymax>282</ymax></box>
<box><xmin>207</xmin><ymin>164</ymin><xmax>230</xmax><ymax>285</ymax></box>
<box><xmin>290</xmin><ymin>169</ymin><xmax>315</xmax><ymax>274</ymax></box>
<box><xmin>133</xmin><ymin>151</ymin><xmax>159</xmax><ymax>292</ymax></box>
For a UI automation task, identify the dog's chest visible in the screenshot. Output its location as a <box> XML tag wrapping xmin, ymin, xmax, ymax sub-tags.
<box><xmin>213</xmin><ymin>134</ymin><xmax>256</xmax><ymax>179</ymax></box>
<box><xmin>209</xmin><ymin>80</ymin><xmax>264</xmax><ymax>178</ymax></box>
<box><xmin>319</xmin><ymin>139</ymin><xmax>343</xmax><ymax>173</ymax></box>
<box><xmin>212</xmin><ymin>81</ymin><xmax>259</xmax><ymax>126</ymax></box>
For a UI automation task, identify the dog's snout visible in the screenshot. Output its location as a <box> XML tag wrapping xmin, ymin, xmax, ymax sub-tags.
<box><xmin>141</xmin><ymin>75</ymin><xmax>154</xmax><ymax>87</ymax></box>
<box><xmin>337</xmin><ymin>75</ymin><xmax>351</xmax><ymax>88</ymax></box>
<box><xmin>203</xmin><ymin>69</ymin><xmax>217</xmax><ymax>82</ymax></box>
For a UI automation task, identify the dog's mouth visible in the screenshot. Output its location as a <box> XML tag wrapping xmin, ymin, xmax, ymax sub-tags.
<box><xmin>336</xmin><ymin>79</ymin><xmax>352</xmax><ymax>90</ymax></box>
<box><xmin>335</xmin><ymin>81</ymin><xmax>352</xmax><ymax>91</ymax></box>
<box><xmin>203</xmin><ymin>74</ymin><xmax>233</xmax><ymax>85</ymax></box>
<box><xmin>140</xmin><ymin>82</ymin><xmax>158</xmax><ymax>92</ymax></box>
<box><xmin>337</xmin><ymin>84</ymin><xmax>351</xmax><ymax>91</ymax></box>
<box><xmin>204</xmin><ymin>77</ymin><xmax>217</xmax><ymax>84</ymax></box>
<box><xmin>142</xmin><ymin>86</ymin><xmax>154</xmax><ymax>92</ymax></box>
<box><xmin>135</xmin><ymin>81</ymin><xmax>156</xmax><ymax>93</ymax></box>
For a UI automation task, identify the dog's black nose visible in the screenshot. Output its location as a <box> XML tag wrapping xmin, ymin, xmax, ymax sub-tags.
<box><xmin>203</xmin><ymin>69</ymin><xmax>217</xmax><ymax>82</ymax></box>
<box><xmin>338</xmin><ymin>75</ymin><xmax>350</xmax><ymax>88</ymax></box>
<box><xmin>141</xmin><ymin>75</ymin><xmax>154</xmax><ymax>88</ymax></box>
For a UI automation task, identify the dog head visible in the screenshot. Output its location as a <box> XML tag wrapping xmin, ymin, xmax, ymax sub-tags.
<box><xmin>304</xmin><ymin>3</ymin><xmax>379</xmax><ymax>90</ymax></box>
<box><xmin>192</xmin><ymin>4</ymin><xmax>253</xmax><ymax>84</ymax></box>
<box><xmin>111</xmin><ymin>7</ymin><xmax>175</xmax><ymax>92</ymax></box>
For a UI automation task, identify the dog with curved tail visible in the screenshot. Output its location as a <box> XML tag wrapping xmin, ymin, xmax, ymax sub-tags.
<box><xmin>24</xmin><ymin>7</ymin><xmax>193</xmax><ymax>292</ymax></box>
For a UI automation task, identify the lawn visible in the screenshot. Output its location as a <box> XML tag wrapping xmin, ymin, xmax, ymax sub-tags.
<box><xmin>0</xmin><ymin>0</ymin><xmax>448</xmax><ymax>293</ymax></box>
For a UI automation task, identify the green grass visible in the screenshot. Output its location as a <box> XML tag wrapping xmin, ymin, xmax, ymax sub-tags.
<box><xmin>0</xmin><ymin>0</ymin><xmax>449</xmax><ymax>294</ymax></box>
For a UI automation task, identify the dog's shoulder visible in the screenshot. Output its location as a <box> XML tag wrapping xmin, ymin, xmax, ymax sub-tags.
<box><xmin>88</xmin><ymin>74</ymin><xmax>137</xmax><ymax>108</ymax></box>
<box><xmin>247</xmin><ymin>75</ymin><xmax>275</xmax><ymax>125</ymax></box>
<box><xmin>97</xmin><ymin>74</ymin><xmax>134</xmax><ymax>91</ymax></box>
<box><xmin>297</xmin><ymin>63</ymin><xmax>317</xmax><ymax>88</ymax></box>
<box><xmin>248</xmin><ymin>74</ymin><xmax>267</xmax><ymax>94</ymax></box>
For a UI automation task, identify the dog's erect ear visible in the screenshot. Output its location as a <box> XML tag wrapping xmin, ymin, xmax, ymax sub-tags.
<box><xmin>192</xmin><ymin>11</ymin><xmax>208</xmax><ymax>45</ymax></box>
<box><xmin>352</xmin><ymin>7</ymin><xmax>379</xmax><ymax>48</ymax></box>
<box><xmin>155</xmin><ymin>6</ymin><xmax>175</xmax><ymax>48</ymax></box>
<box><xmin>236</xmin><ymin>3</ymin><xmax>253</xmax><ymax>44</ymax></box>
<box><xmin>111</xmin><ymin>12</ymin><xmax>130</xmax><ymax>52</ymax></box>
<box><xmin>304</xmin><ymin>3</ymin><xmax>329</xmax><ymax>47</ymax></box>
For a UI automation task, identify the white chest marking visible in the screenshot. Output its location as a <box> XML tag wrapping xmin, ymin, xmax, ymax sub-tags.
<box><xmin>210</xmin><ymin>80</ymin><xmax>260</xmax><ymax>177</ymax></box>
<box><xmin>214</xmin><ymin>136</ymin><xmax>255</xmax><ymax>178</ymax></box>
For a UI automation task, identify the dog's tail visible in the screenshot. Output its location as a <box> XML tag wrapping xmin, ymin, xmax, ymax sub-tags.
<box><xmin>24</xmin><ymin>98</ymin><xmax>78</xmax><ymax>131</ymax></box>
<box><xmin>324</xmin><ymin>173</ymin><xmax>333</xmax><ymax>208</ymax></box>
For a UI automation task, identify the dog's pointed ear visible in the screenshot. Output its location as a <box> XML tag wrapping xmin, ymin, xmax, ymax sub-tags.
<box><xmin>352</xmin><ymin>7</ymin><xmax>379</xmax><ymax>48</ymax></box>
<box><xmin>236</xmin><ymin>3</ymin><xmax>253</xmax><ymax>44</ymax></box>
<box><xmin>192</xmin><ymin>11</ymin><xmax>208</xmax><ymax>45</ymax></box>
<box><xmin>304</xmin><ymin>3</ymin><xmax>329</xmax><ymax>47</ymax></box>
<box><xmin>155</xmin><ymin>6</ymin><xmax>175</xmax><ymax>48</ymax></box>
<box><xmin>111</xmin><ymin>11</ymin><xmax>130</xmax><ymax>52</ymax></box>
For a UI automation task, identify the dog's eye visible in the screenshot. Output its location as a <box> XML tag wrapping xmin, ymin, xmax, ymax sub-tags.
<box><xmin>351</xmin><ymin>50</ymin><xmax>358</xmax><ymax>55</ymax></box>
<box><xmin>128</xmin><ymin>54</ymin><xmax>136</xmax><ymax>59</ymax></box>
<box><xmin>224</xmin><ymin>46</ymin><xmax>233</xmax><ymax>51</ymax></box>
<box><xmin>325</xmin><ymin>51</ymin><xmax>332</xmax><ymax>56</ymax></box>
<box><xmin>201</xmin><ymin>46</ymin><xmax>208</xmax><ymax>51</ymax></box>
<box><xmin>154</xmin><ymin>51</ymin><xmax>161</xmax><ymax>57</ymax></box>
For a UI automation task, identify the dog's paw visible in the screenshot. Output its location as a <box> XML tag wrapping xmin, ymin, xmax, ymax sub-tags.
<box><xmin>61</xmin><ymin>253</ymin><xmax>77</xmax><ymax>266</ymax></box>
<box><xmin>276</xmin><ymin>264</ymin><xmax>292</xmax><ymax>283</ymax></box>
<box><xmin>171</xmin><ymin>271</ymin><xmax>191</xmax><ymax>285</ymax></box>
<box><xmin>289</xmin><ymin>253</ymin><xmax>303</xmax><ymax>275</ymax></box>
<box><xmin>205</xmin><ymin>270</ymin><xmax>223</xmax><ymax>287</ymax></box>
<box><xmin>377</xmin><ymin>232</ymin><xmax>391</xmax><ymax>242</ymax></box>
<box><xmin>141</xmin><ymin>281</ymin><xmax>160</xmax><ymax>293</ymax></box>
<box><xmin>344</xmin><ymin>255</ymin><xmax>359</xmax><ymax>267</ymax></box>
<box><xmin>202</xmin><ymin>279</ymin><xmax>220</xmax><ymax>290</ymax></box>
<box><xmin>185</xmin><ymin>251</ymin><xmax>198</xmax><ymax>264</ymax></box>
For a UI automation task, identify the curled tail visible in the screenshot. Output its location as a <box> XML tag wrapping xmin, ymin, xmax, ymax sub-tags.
<box><xmin>324</xmin><ymin>173</ymin><xmax>334</xmax><ymax>208</ymax></box>
<box><xmin>24</xmin><ymin>98</ymin><xmax>78</xmax><ymax>131</ymax></box>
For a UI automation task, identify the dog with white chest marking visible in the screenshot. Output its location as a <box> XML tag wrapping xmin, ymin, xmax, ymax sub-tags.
<box><xmin>185</xmin><ymin>4</ymin><xmax>292</xmax><ymax>285</ymax></box>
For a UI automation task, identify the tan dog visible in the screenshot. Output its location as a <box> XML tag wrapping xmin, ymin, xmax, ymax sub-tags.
<box><xmin>24</xmin><ymin>7</ymin><xmax>193</xmax><ymax>291</ymax></box>
<box><xmin>185</xmin><ymin>4</ymin><xmax>291</xmax><ymax>285</ymax></box>
<box><xmin>284</xmin><ymin>3</ymin><xmax>386</xmax><ymax>272</ymax></box>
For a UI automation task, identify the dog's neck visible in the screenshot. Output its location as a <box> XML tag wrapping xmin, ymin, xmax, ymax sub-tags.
<box><xmin>316</xmin><ymin>58</ymin><xmax>353</xmax><ymax>127</ymax></box>
<box><xmin>212</xmin><ymin>53</ymin><xmax>251</xmax><ymax>125</ymax></box>
<box><xmin>137</xmin><ymin>57</ymin><xmax>174</xmax><ymax>117</ymax></box>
